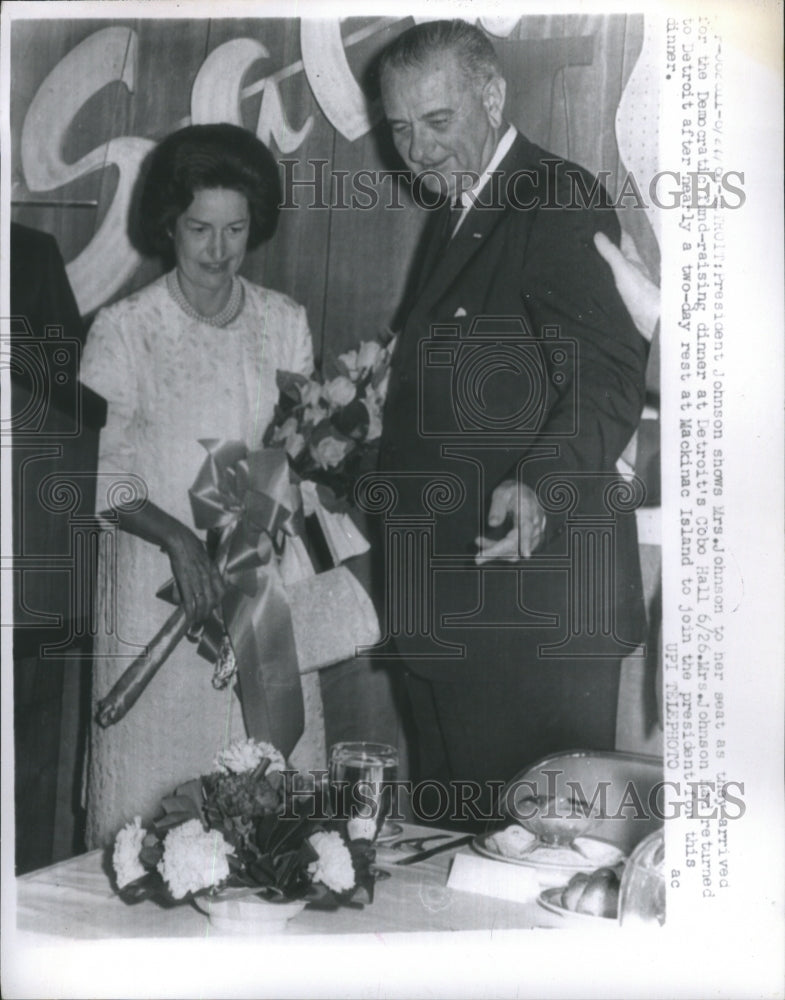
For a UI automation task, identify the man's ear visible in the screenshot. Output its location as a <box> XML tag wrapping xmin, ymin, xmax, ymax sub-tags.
<box><xmin>483</xmin><ymin>76</ymin><xmax>506</xmax><ymax>129</ymax></box>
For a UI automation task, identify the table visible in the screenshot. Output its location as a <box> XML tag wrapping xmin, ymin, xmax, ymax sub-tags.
<box><xmin>15</xmin><ymin>824</ymin><xmax>565</xmax><ymax>940</ymax></box>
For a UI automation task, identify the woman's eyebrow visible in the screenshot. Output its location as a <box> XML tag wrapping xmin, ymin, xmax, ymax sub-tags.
<box><xmin>184</xmin><ymin>214</ymin><xmax>249</xmax><ymax>225</ymax></box>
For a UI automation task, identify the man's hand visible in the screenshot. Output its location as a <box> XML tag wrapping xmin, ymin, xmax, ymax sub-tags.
<box><xmin>474</xmin><ymin>480</ymin><xmax>546</xmax><ymax>564</ymax></box>
<box><xmin>593</xmin><ymin>231</ymin><xmax>660</xmax><ymax>342</ymax></box>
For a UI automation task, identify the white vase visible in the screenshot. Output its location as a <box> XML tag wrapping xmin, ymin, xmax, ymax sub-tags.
<box><xmin>204</xmin><ymin>892</ymin><xmax>306</xmax><ymax>936</ymax></box>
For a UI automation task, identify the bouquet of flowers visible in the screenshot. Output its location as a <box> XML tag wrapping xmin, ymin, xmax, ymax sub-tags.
<box><xmin>112</xmin><ymin>738</ymin><xmax>375</xmax><ymax>911</ymax></box>
<box><xmin>264</xmin><ymin>334</ymin><xmax>396</xmax><ymax>504</ymax></box>
<box><xmin>96</xmin><ymin>335</ymin><xmax>396</xmax><ymax>737</ymax></box>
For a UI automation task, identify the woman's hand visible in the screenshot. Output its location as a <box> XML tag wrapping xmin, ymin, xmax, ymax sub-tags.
<box><xmin>163</xmin><ymin>524</ymin><xmax>225</xmax><ymax>626</ymax></box>
<box><xmin>112</xmin><ymin>498</ymin><xmax>225</xmax><ymax>627</ymax></box>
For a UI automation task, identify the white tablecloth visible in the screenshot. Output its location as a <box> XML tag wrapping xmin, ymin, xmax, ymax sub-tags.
<box><xmin>15</xmin><ymin>824</ymin><xmax>563</xmax><ymax>940</ymax></box>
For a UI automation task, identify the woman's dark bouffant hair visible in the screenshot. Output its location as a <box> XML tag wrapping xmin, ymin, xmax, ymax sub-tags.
<box><xmin>138</xmin><ymin>123</ymin><xmax>281</xmax><ymax>255</ymax></box>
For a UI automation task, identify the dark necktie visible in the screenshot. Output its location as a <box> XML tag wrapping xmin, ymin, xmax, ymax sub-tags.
<box><xmin>443</xmin><ymin>197</ymin><xmax>464</xmax><ymax>245</ymax></box>
<box><xmin>419</xmin><ymin>198</ymin><xmax>465</xmax><ymax>289</ymax></box>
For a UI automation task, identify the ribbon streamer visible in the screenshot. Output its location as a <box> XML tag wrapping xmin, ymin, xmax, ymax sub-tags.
<box><xmin>96</xmin><ymin>440</ymin><xmax>305</xmax><ymax>758</ymax></box>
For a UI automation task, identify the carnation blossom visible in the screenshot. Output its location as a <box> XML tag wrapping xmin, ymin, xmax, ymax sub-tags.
<box><xmin>213</xmin><ymin>738</ymin><xmax>287</xmax><ymax>775</ymax></box>
<box><xmin>157</xmin><ymin>819</ymin><xmax>232</xmax><ymax>899</ymax></box>
<box><xmin>307</xmin><ymin>831</ymin><xmax>355</xmax><ymax>894</ymax></box>
<box><xmin>113</xmin><ymin>816</ymin><xmax>147</xmax><ymax>888</ymax></box>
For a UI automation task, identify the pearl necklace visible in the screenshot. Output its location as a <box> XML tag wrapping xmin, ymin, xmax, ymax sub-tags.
<box><xmin>166</xmin><ymin>270</ymin><xmax>244</xmax><ymax>328</ymax></box>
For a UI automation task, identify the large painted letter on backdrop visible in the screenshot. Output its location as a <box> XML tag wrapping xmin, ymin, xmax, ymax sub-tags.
<box><xmin>300</xmin><ymin>20</ymin><xmax>380</xmax><ymax>142</ymax></box>
<box><xmin>21</xmin><ymin>27</ymin><xmax>155</xmax><ymax>315</ymax></box>
<box><xmin>191</xmin><ymin>37</ymin><xmax>313</xmax><ymax>152</ymax></box>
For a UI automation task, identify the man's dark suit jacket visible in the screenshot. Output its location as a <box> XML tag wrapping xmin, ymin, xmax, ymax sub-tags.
<box><xmin>10</xmin><ymin>222</ymin><xmax>90</xmax><ymax>873</ymax></box>
<box><xmin>378</xmin><ymin>133</ymin><xmax>649</xmax><ymax>682</ymax></box>
<box><xmin>11</xmin><ymin>223</ymin><xmax>84</xmax><ymax>344</ymax></box>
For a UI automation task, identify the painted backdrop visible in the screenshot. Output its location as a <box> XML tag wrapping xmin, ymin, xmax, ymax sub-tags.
<box><xmin>11</xmin><ymin>14</ymin><xmax>656</xmax><ymax>364</ymax></box>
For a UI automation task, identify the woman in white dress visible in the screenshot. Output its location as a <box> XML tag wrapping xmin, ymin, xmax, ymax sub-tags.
<box><xmin>80</xmin><ymin>124</ymin><xmax>319</xmax><ymax>847</ymax></box>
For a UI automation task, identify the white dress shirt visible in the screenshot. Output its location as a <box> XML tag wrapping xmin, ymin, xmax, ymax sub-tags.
<box><xmin>451</xmin><ymin>124</ymin><xmax>517</xmax><ymax>236</ymax></box>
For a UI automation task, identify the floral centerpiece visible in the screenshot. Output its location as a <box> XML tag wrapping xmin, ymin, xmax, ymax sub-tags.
<box><xmin>264</xmin><ymin>335</ymin><xmax>396</xmax><ymax>504</ymax></box>
<box><xmin>112</xmin><ymin>738</ymin><xmax>374</xmax><ymax>913</ymax></box>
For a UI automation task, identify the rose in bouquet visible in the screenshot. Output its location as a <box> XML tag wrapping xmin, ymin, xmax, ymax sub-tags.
<box><xmin>111</xmin><ymin>738</ymin><xmax>375</xmax><ymax>911</ymax></box>
<box><xmin>264</xmin><ymin>333</ymin><xmax>396</xmax><ymax>504</ymax></box>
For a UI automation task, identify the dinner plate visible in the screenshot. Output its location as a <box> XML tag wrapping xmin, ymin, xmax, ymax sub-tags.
<box><xmin>472</xmin><ymin>833</ymin><xmax>620</xmax><ymax>870</ymax></box>
<box><xmin>472</xmin><ymin>833</ymin><xmax>621</xmax><ymax>888</ymax></box>
<box><xmin>537</xmin><ymin>887</ymin><xmax>617</xmax><ymax>924</ymax></box>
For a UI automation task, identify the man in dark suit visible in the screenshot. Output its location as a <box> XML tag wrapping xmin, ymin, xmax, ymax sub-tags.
<box><xmin>375</xmin><ymin>20</ymin><xmax>649</xmax><ymax>823</ymax></box>
<box><xmin>10</xmin><ymin>222</ymin><xmax>88</xmax><ymax>871</ymax></box>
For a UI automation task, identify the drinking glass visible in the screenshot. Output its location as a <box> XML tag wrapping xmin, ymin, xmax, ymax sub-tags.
<box><xmin>328</xmin><ymin>741</ymin><xmax>398</xmax><ymax>843</ymax></box>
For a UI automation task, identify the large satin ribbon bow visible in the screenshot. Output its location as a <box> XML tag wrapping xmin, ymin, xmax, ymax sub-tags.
<box><xmin>161</xmin><ymin>439</ymin><xmax>305</xmax><ymax>757</ymax></box>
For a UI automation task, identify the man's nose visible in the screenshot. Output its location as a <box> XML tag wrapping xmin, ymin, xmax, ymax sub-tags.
<box><xmin>408</xmin><ymin>126</ymin><xmax>436</xmax><ymax>167</ymax></box>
